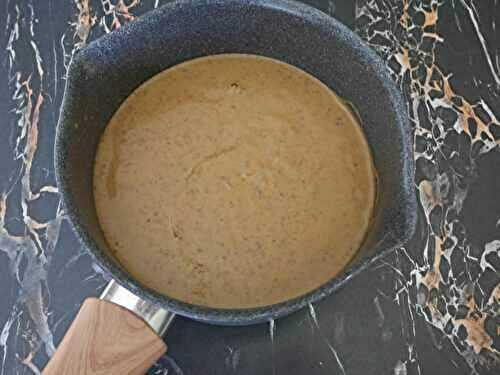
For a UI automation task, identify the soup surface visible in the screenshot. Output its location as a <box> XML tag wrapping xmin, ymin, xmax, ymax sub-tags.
<box><xmin>94</xmin><ymin>54</ymin><xmax>376</xmax><ymax>308</ymax></box>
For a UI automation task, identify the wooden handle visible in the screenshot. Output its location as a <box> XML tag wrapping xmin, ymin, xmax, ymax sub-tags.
<box><xmin>43</xmin><ymin>298</ymin><xmax>167</xmax><ymax>375</ymax></box>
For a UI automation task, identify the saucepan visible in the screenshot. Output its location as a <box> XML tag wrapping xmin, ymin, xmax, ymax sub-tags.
<box><xmin>45</xmin><ymin>0</ymin><xmax>417</xmax><ymax>373</ymax></box>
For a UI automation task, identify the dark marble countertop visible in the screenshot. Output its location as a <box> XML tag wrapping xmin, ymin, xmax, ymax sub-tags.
<box><xmin>0</xmin><ymin>0</ymin><xmax>499</xmax><ymax>374</ymax></box>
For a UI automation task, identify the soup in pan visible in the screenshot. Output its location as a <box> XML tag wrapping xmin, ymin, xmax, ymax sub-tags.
<box><xmin>93</xmin><ymin>54</ymin><xmax>376</xmax><ymax>308</ymax></box>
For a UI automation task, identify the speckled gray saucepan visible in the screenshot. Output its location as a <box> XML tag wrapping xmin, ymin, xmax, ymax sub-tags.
<box><xmin>55</xmin><ymin>0</ymin><xmax>416</xmax><ymax>326</ymax></box>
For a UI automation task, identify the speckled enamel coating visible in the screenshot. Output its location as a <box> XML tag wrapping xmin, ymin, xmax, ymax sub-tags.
<box><xmin>55</xmin><ymin>0</ymin><xmax>416</xmax><ymax>325</ymax></box>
